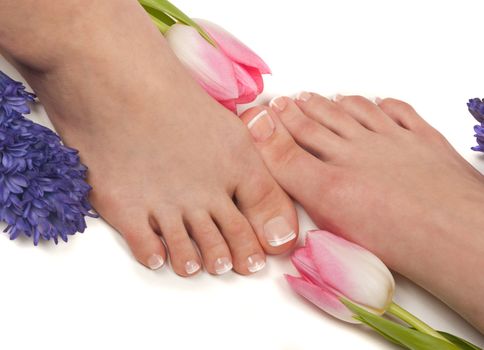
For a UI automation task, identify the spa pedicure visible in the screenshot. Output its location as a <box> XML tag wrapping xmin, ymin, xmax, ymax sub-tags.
<box><xmin>248</xmin><ymin>110</ymin><xmax>275</xmax><ymax>142</ymax></box>
<box><xmin>264</xmin><ymin>216</ymin><xmax>296</xmax><ymax>247</ymax></box>
<box><xmin>247</xmin><ymin>253</ymin><xmax>266</xmax><ymax>273</ymax></box>
<box><xmin>214</xmin><ymin>257</ymin><xmax>233</xmax><ymax>275</ymax></box>
<box><xmin>148</xmin><ymin>254</ymin><xmax>165</xmax><ymax>270</ymax></box>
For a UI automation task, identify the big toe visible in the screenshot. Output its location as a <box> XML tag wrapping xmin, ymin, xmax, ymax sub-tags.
<box><xmin>240</xmin><ymin>106</ymin><xmax>337</xmax><ymax>213</ymax></box>
<box><xmin>232</xmin><ymin>142</ymin><xmax>299</xmax><ymax>254</ymax></box>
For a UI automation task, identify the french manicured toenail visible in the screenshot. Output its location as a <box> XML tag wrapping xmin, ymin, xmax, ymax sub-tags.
<box><xmin>148</xmin><ymin>254</ymin><xmax>164</xmax><ymax>270</ymax></box>
<box><xmin>333</xmin><ymin>94</ymin><xmax>344</xmax><ymax>102</ymax></box>
<box><xmin>214</xmin><ymin>257</ymin><xmax>233</xmax><ymax>275</ymax></box>
<box><xmin>247</xmin><ymin>253</ymin><xmax>266</xmax><ymax>273</ymax></box>
<box><xmin>264</xmin><ymin>216</ymin><xmax>296</xmax><ymax>247</ymax></box>
<box><xmin>185</xmin><ymin>260</ymin><xmax>201</xmax><ymax>275</ymax></box>
<box><xmin>296</xmin><ymin>91</ymin><xmax>312</xmax><ymax>102</ymax></box>
<box><xmin>270</xmin><ymin>96</ymin><xmax>287</xmax><ymax>112</ymax></box>
<box><xmin>247</xmin><ymin>110</ymin><xmax>275</xmax><ymax>142</ymax></box>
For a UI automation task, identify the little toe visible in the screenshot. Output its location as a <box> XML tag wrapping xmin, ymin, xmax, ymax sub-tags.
<box><xmin>184</xmin><ymin>210</ymin><xmax>234</xmax><ymax>275</ymax></box>
<box><xmin>376</xmin><ymin>97</ymin><xmax>433</xmax><ymax>133</ymax></box>
<box><xmin>289</xmin><ymin>92</ymin><xmax>364</xmax><ymax>139</ymax></box>
<box><xmin>334</xmin><ymin>94</ymin><xmax>395</xmax><ymax>133</ymax></box>
<box><xmin>240</xmin><ymin>106</ymin><xmax>334</xmax><ymax>225</ymax></box>
<box><xmin>212</xmin><ymin>200</ymin><xmax>267</xmax><ymax>274</ymax></box>
<box><xmin>156</xmin><ymin>212</ymin><xmax>202</xmax><ymax>277</ymax></box>
<box><xmin>116</xmin><ymin>217</ymin><xmax>167</xmax><ymax>271</ymax></box>
<box><xmin>266</xmin><ymin>97</ymin><xmax>344</xmax><ymax>159</ymax></box>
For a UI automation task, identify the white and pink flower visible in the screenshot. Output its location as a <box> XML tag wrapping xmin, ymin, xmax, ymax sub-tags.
<box><xmin>285</xmin><ymin>230</ymin><xmax>395</xmax><ymax>323</ymax></box>
<box><xmin>165</xmin><ymin>19</ymin><xmax>271</xmax><ymax>112</ymax></box>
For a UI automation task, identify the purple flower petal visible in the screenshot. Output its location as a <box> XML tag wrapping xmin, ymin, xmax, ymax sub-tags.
<box><xmin>0</xmin><ymin>70</ymin><xmax>98</xmax><ymax>244</ymax></box>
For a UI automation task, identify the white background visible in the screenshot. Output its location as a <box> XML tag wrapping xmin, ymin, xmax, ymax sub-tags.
<box><xmin>1</xmin><ymin>0</ymin><xmax>484</xmax><ymax>349</ymax></box>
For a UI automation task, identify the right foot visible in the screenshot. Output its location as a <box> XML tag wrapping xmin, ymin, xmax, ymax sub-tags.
<box><xmin>9</xmin><ymin>1</ymin><xmax>297</xmax><ymax>276</ymax></box>
<box><xmin>240</xmin><ymin>93</ymin><xmax>484</xmax><ymax>331</ymax></box>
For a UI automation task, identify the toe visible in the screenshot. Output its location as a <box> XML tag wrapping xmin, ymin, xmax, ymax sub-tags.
<box><xmin>240</xmin><ymin>106</ymin><xmax>336</xmax><ymax>235</ymax></box>
<box><xmin>234</xmin><ymin>171</ymin><xmax>298</xmax><ymax>254</ymax></box>
<box><xmin>212</xmin><ymin>200</ymin><xmax>266</xmax><ymax>275</ymax></box>
<box><xmin>287</xmin><ymin>92</ymin><xmax>364</xmax><ymax>139</ymax></box>
<box><xmin>376</xmin><ymin>97</ymin><xmax>432</xmax><ymax>133</ymax></box>
<box><xmin>184</xmin><ymin>210</ymin><xmax>234</xmax><ymax>275</ymax></box>
<box><xmin>266</xmin><ymin>96</ymin><xmax>344</xmax><ymax>159</ymax></box>
<box><xmin>156</xmin><ymin>211</ymin><xmax>202</xmax><ymax>277</ymax></box>
<box><xmin>116</xmin><ymin>217</ymin><xmax>167</xmax><ymax>271</ymax></box>
<box><xmin>334</xmin><ymin>95</ymin><xmax>395</xmax><ymax>133</ymax></box>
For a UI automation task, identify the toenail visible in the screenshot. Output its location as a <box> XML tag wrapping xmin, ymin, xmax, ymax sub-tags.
<box><xmin>247</xmin><ymin>253</ymin><xmax>266</xmax><ymax>273</ymax></box>
<box><xmin>185</xmin><ymin>260</ymin><xmax>201</xmax><ymax>275</ymax></box>
<box><xmin>264</xmin><ymin>216</ymin><xmax>296</xmax><ymax>247</ymax></box>
<box><xmin>296</xmin><ymin>91</ymin><xmax>312</xmax><ymax>102</ymax></box>
<box><xmin>214</xmin><ymin>257</ymin><xmax>233</xmax><ymax>275</ymax></box>
<box><xmin>147</xmin><ymin>254</ymin><xmax>164</xmax><ymax>270</ymax></box>
<box><xmin>270</xmin><ymin>96</ymin><xmax>287</xmax><ymax>112</ymax></box>
<box><xmin>333</xmin><ymin>94</ymin><xmax>344</xmax><ymax>102</ymax></box>
<box><xmin>247</xmin><ymin>110</ymin><xmax>275</xmax><ymax>142</ymax></box>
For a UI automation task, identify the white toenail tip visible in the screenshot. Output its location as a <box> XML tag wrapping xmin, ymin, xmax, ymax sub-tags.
<box><xmin>215</xmin><ymin>257</ymin><xmax>233</xmax><ymax>275</ymax></box>
<box><xmin>248</xmin><ymin>260</ymin><xmax>266</xmax><ymax>273</ymax></box>
<box><xmin>185</xmin><ymin>260</ymin><xmax>201</xmax><ymax>275</ymax></box>
<box><xmin>296</xmin><ymin>91</ymin><xmax>311</xmax><ymax>102</ymax></box>
<box><xmin>267</xmin><ymin>231</ymin><xmax>297</xmax><ymax>247</ymax></box>
<box><xmin>148</xmin><ymin>254</ymin><xmax>164</xmax><ymax>270</ymax></box>
<box><xmin>215</xmin><ymin>263</ymin><xmax>233</xmax><ymax>275</ymax></box>
<box><xmin>269</xmin><ymin>96</ymin><xmax>280</xmax><ymax>108</ymax></box>
<box><xmin>247</xmin><ymin>110</ymin><xmax>268</xmax><ymax>129</ymax></box>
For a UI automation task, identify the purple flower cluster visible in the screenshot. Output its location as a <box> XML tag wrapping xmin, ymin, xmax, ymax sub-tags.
<box><xmin>468</xmin><ymin>98</ymin><xmax>484</xmax><ymax>152</ymax></box>
<box><xmin>0</xmin><ymin>71</ymin><xmax>97</xmax><ymax>245</ymax></box>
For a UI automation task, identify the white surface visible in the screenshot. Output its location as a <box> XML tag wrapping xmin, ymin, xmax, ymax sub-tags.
<box><xmin>1</xmin><ymin>0</ymin><xmax>484</xmax><ymax>349</ymax></box>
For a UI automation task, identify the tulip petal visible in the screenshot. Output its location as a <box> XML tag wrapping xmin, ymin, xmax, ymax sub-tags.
<box><xmin>240</xmin><ymin>65</ymin><xmax>264</xmax><ymax>93</ymax></box>
<box><xmin>232</xmin><ymin>63</ymin><xmax>258</xmax><ymax>104</ymax></box>
<box><xmin>165</xmin><ymin>23</ymin><xmax>238</xmax><ymax>101</ymax></box>
<box><xmin>285</xmin><ymin>274</ymin><xmax>358</xmax><ymax>323</ymax></box>
<box><xmin>195</xmin><ymin>19</ymin><xmax>271</xmax><ymax>74</ymax></box>
<box><xmin>218</xmin><ymin>99</ymin><xmax>237</xmax><ymax>112</ymax></box>
<box><xmin>306</xmin><ymin>230</ymin><xmax>395</xmax><ymax>314</ymax></box>
<box><xmin>291</xmin><ymin>247</ymin><xmax>324</xmax><ymax>286</ymax></box>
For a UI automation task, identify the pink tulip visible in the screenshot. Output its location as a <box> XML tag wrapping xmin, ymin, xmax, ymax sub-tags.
<box><xmin>165</xmin><ymin>20</ymin><xmax>271</xmax><ymax>112</ymax></box>
<box><xmin>285</xmin><ymin>230</ymin><xmax>395</xmax><ymax>323</ymax></box>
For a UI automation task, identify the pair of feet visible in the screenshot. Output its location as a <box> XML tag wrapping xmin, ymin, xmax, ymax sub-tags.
<box><xmin>29</xmin><ymin>47</ymin><xmax>481</xmax><ymax>279</ymax></box>
<box><xmin>3</xmin><ymin>0</ymin><xmax>482</xmax><ymax>332</ymax></box>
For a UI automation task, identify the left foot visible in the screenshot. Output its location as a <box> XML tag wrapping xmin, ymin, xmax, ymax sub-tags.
<box><xmin>240</xmin><ymin>93</ymin><xmax>484</xmax><ymax>331</ymax></box>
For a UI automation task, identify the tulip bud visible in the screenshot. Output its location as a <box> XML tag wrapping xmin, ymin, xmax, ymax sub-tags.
<box><xmin>165</xmin><ymin>20</ymin><xmax>270</xmax><ymax>112</ymax></box>
<box><xmin>285</xmin><ymin>230</ymin><xmax>395</xmax><ymax>323</ymax></box>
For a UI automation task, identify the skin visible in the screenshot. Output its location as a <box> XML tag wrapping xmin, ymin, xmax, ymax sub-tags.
<box><xmin>241</xmin><ymin>93</ymin><xmax>484</xmax><ymax>333</ymax></box>
<box><xmin>0</xmin><ymin>0</ymin><xmax>298</xmax><ymax>276</ymax></box>
<box><xmin>1</xmin><ymin>0</ymin><xmax>482</xmax><ymax>337</ymax></box>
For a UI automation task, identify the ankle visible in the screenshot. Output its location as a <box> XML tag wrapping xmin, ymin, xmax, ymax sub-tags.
<box><xmin>1</xmin><ymin>0</ymin><xmax>151</xmax><ymax>72</ymax></box>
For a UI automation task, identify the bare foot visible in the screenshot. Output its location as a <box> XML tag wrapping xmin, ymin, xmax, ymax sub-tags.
<box><xmin>241</xmin><ymin>93</ymin><xmax>484</xmax><ymax>331</ymax></box>
<box><xmin>6</xmin><ymin>1</ymin><xmax>297</xmax><ymax>276</ymax></box>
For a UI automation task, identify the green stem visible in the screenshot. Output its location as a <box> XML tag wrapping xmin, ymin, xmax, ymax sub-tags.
<box><xmin>148</xmin><ymin>14</ymin><xmax>170</xmax><ymax>34</ymax></box>
<box><xmin>388</xmin><ymin>302</ymin><xmax>452</xmax><ymax>344</ymax></box>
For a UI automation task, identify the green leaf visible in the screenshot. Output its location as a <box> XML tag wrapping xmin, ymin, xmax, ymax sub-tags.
<box><xmin>146</xmin><ymin>13</ymin><xmax>170</xmax><ymax>34</ymax></box>
<box><xmin>438</xmin><ymin>331</ymin><xmax>483</xmax><ymax>350</ymax></box>
<box><xmin>138</xmin><ymin>0</ymin><xmax>215</xmax><ymax>45</ymax></box>
<box><xmin>341</xmin><ymin>299</ymin><xmax>461</xmax><ymax>350</ymax></box>
<box><xmin>142</xmin><ymin>5</ymin><xmax>176</xmax><ymax>26</ymax></box>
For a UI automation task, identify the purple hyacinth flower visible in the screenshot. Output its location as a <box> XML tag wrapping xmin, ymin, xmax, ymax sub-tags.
<box><xmin>468</xmin><ymin>98</ymin><xmax>484</xmax><ymax>152</ymax></box>
<box><xmin>467</xmin><ymin>98</ymin><xmax>484</xmax><ymax>124</ymax></box>
<box><xmin>0</xmin><ymin>70</ymin><xmax>97</xmax><ymax>245</ymax></box>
